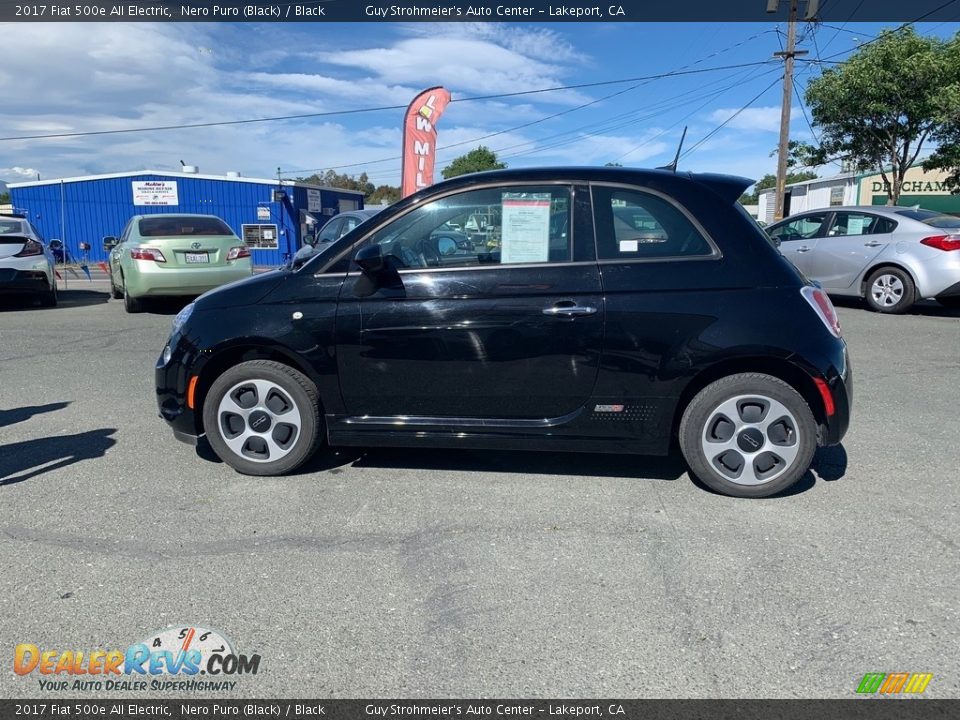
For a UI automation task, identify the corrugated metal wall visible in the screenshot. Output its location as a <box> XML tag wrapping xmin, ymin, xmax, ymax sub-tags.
<box><xmin>9</xmin><ymin>174</ymin><xmax>363</xmax><ymax>266</ymax></box>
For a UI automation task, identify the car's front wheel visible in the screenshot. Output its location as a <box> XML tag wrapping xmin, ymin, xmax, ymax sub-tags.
<box><xmin>202</xmin><ymin>360</ymin><xmax>323</xmax><ymax>476</ymax></box>
<box><xmin>865</xmin><ymin>266</ymin><xmax>915</xmax><ymax>314</ymax></box>
<box><xmin>679</xmin><ymin>373</ymin><xmax>817</xmax><ymax>498</ymax></box>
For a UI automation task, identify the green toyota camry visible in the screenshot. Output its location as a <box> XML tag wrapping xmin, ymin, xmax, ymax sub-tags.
<box><xmin>105</xmin><ymin>214</ymin><xmax>253</xmax><ymax>313</ymax></box>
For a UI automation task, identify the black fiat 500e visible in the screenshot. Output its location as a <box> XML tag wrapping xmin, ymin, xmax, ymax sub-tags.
<box><xmin>156</xmin><ymin>167</ymin><xmax>851</xmax><ymax>498</ymax></box>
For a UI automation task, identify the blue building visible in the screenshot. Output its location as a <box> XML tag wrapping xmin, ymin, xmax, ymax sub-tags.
<box><xmin>7</xmin><ymin>169</ymin><xmax>365</xmax><ymax>266</ymax></box>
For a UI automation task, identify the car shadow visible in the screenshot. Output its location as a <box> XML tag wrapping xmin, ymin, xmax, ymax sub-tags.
<box><xmin>0</xmin><ymin>429</ymin><xmax>117</xmax><ymax>487</ymax></box>
<box><xmin>58</xmin><ymin>289</ymin><xmax>110</xmax><ymax>308</ymax></box>
<box><xmin>293</xmin><ymin>445</ymin><xmax>689</xmax><ymax>482</ymax></box>
<box><xmin>139</xmin><ymin>297</ymin><xmax>197</xmax><ymax>316</ymax></box>
<box><xmin>0</xmin><ymin>402</ymin><xmax>71</xmax><ymax>429</ymax></box>
<box><xmin>832</xmin><ymin>295</ymin><xmax>960</xmax><ymax>318</ymax></box>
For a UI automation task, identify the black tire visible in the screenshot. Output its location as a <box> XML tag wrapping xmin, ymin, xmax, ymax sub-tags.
<box><xmin>122</xmin><ymin>275</ymin><xmax>144</xmax><ymax>313</ymax></box>
<box><xmin>864</xmin><ymin>266</ymin><xmax>915</xmax><ymax>314</ymax></box>
<box><xmin>202</xmin><ymin>360</ymin><xmax>323</xmax><ymax>476</ymax></box>
<box><xmin>110</xmin><ymin>270</ymin><xmax>123</xmax><ymax>299</ymax></box>
<box><xmin>39</xmin><ymin>281</ymin><xmax>57</xmax><ymax>307</ymax></box>
<box><xmin>679</xmin><ymin>373</ymin><xmax>817</xmax><ymax>498</ymax></box>
<box><xmin>936</xmin><ymin>297</ymin><xmax>960</xmax><ymax>310</ymax></box>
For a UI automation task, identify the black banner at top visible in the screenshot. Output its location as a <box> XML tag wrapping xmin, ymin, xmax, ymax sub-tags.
<box><xmin>1</xmin><ymin>0</ymin><xmax>959</xmax><ymax>22</ymax></box>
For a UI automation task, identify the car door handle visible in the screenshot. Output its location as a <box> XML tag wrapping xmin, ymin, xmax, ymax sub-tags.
<box><xmin>796</xmin><ymin>246</ymin><xmax>811</xmax><ymax>253</ymax></box>
<box><xmin>864</xmin><ymin>241</ymin><xmax>882</xmax><ymax>247</ymax></box>
<box><xmin>542</xmin><ymin>303</ymin><xmax>597</xmax><ymax>317</ymax></box>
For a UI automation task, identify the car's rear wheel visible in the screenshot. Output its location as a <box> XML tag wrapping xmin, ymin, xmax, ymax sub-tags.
<box><xmin>122</xmin><ymin>274</ymin><xmax>143</xmax><ymax>313</ymax></box>
<box><xmin>679</xmin><ymin>373</ymin><xmax>817</xmax><ymax>498</ymax></box>
<box><xmin>39</xmin><ymin>281</ymin><xmax>57</xmax><ymax>307</ymax></box>
<box><xmin>865</xmin><ymin>266</ymin><xmax>915</xmax><ymax>314</ymax></box>
<box><xmin>202</xmin><ymin>360</ymin><xmax>323</xmax><ymax>476</ymax></box>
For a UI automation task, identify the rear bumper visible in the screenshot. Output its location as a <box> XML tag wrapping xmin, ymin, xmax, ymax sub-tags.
<box><xmin>935</xmin><ymin>280</ymin><xmax>960</xmax><ymax>300</ymax></box>
<box><xmin>819</xmin><ymin>345</ymin><xmax>852</xmax><ymax>447</ymax></box>
<box><xmin>0</xmin><ymin>268</ymin><xmax>52</xmax><ymax>294</ymax></box>
<box><xmin>125</xmin><ymin>261</ymin><xmax>252</xmax><ymax>298</ymax></box>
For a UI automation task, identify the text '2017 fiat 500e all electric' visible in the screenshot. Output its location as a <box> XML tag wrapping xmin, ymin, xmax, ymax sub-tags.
<box><xmin>157</xmin><ymin>168</ymin><xmax>852</xmax><ymax>498</ymax></box>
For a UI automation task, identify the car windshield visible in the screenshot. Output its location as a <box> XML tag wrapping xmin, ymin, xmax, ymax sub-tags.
<box><xmin>0</xmin><ymin>219</ymin><xmax>24</xmax><ymax>234</ymax></box>
<box><xmin>139</xmin><ymin>216</ymin><xmax>234</xmax><ymax>236</ymax></box>
<box><xmin>893</xmin><ymin>209</ymin><xmax>960</xmax><ymax>229</ymax></box>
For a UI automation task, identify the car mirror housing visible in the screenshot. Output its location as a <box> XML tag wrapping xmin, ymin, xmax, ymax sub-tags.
<box><xmin>103</xmin><ymin>236</ymin><xmax>119</xmax><ymax>251</ymax></box>
<box><xmin>354</xmin><ymin>244</ymin><xmax>384</xmax><ymax>274</ymax></box>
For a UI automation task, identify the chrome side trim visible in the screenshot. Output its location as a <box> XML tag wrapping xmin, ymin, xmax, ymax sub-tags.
<box><xmin>337</xmin><ymin>407</ymin><xmax>584</xmax><ymax>429</ymax></box>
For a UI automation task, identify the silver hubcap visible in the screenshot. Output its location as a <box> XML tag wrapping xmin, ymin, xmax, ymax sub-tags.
<box><xmin>217</xmin><ymin>379</ymin><xmax>302</xmax><ymax>463</ymax></box>
<box><xmin>871</xmin><ymin>274</ymin><xmax>904</xmax><ymax>307</ymax></box>
<box><xmin>701</xmin><ymin>394</ymin><xmax>800</xmax><ymax>486</ymax></box>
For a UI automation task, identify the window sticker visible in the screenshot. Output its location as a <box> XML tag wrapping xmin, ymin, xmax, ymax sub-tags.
<box><xmin>619</xmin><ymin>240</ymin><xmax>639</xmax><ymax>253</ymax></box>
<box><xmin>500</xmin><ymin>192</ymin><xmax>551</xmax><ymax>264</ymax></box>
<box><xmin>846</xmin><ymin>217</ymin><xmax>865</xmax><ymax>235</ymax></box>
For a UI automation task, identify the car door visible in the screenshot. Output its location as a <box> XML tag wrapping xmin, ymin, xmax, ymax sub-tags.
<box><xmin>333</xmin><ymin>183</ymin><xmax>603</xmax><ymax>420</ymax></box>
<box><xmin>808</xmin><ymin>211</ymin><xmax>896</xmax><ymax>290</ymax></box>
<box><xmin>109</xmin><ymin>218</ymin><xmax>134</xmax><ymax>279</ymax></box>
<box><xmin>766</xmin><ymin>212</ymin><xmax>828</xmax><ymax>276</ymax></box>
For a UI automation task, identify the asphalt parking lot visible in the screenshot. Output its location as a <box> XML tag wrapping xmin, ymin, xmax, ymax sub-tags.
<box><xmin>1</xmin><ymin>283</ymin><xmax>958</xmax><ymax>699</ymax></box>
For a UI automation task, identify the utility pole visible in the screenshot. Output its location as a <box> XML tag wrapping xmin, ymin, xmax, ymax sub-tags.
<box><xmin>768</xmin><ymin>0</ymin><xmax>815</xmax><ymax>221</ymax></box>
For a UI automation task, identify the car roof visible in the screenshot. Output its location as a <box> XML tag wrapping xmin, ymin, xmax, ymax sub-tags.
<box><xmin>134</xmin><ymin>213</ymin><xmax>227</xmax><ymax>220</ymax></box>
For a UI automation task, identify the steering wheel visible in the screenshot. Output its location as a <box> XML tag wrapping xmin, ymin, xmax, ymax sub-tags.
<box><xmin>419</xmin><ymin>239</ymin><xmax>441</xmax><ymax>267</ymax></box>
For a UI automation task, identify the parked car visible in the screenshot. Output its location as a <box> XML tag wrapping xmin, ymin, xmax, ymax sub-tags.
<box><xmin>156</xmin><ymin>167</ymin><xmax>852</xmax><ymax>499</ymax></box>
<box><xmin>0</xmin><ymin>215</ymin><xmax>57</xmax><ymax>307</ymax></box>
<box><xmin>290</xmin><ymin>209</ymin><xmax>383</xmax><ymax>268</ymax></box>
<box><xmin>766</xmin><ymin>206</ymin><xmax>960</xmax><ymax>313</ymax></box>
<box><xmin>105</xmin><ymin>214</ymin><xmax>253</xmax><ymax>313</ymax></box>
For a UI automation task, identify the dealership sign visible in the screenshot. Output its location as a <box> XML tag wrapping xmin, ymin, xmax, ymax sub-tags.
<box><xmin>132</xmin><ymin>181</ymin><xmax>178</xmax><ymax>206</ymax></box>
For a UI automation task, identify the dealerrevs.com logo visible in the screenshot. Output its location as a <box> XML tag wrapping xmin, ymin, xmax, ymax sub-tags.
<box><xmin>14</xmin><ymin>626</ymin><xmax>260</xmax><ymax>692</ymax></box>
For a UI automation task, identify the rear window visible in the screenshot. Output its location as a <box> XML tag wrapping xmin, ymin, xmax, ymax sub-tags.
<box><xmin>0</xmin><ymin>219</ymin><xmax>24</xmax><ymax>234</ymax></box>
<box><xmin>894</xmin><ymin>209</ymin><xmax>960</xmax><ymax>229</ymax></box>
<box><xmin>138</xmin><ymin>217</ymin><xmax>234</xmax><ymax>237</ymax></box>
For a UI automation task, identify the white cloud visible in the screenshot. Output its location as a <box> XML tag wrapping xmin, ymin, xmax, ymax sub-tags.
<box><xmin>707</xmin><ymin>106</ymin><xmax>799</xmax><ymax>133</ymax></box>
<box><xmin>0</xmin><ymin>167</ymin><xmax>40</xmax><ymax>181</ymax></box>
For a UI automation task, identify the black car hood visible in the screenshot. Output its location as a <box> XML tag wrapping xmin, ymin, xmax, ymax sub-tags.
<box><xmin>194</xmin><ymin>269</ymin><xmax>288</xmax><ymax>310</ymax></box>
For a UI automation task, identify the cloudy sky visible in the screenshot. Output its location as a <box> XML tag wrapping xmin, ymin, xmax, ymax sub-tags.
<box><xmin>0</xmin><ymin>20</ymin><xmax>956</xmax><ymax>190</ymax></box>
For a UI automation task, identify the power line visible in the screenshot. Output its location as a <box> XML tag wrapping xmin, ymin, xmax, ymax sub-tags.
<box><xmin>679</xmin><ymin>76</ymin><xmax>783</xmax><ymax>160</ymax></box>
<box><xmin>0</xmin><ymin>61</ymin><xmax>775</xmax><ymax>143</ymax></box>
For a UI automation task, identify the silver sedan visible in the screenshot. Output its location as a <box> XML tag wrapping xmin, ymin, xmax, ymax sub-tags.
<box><xmin>767</xmin><ymin>206</ymin><xmax>960</xmax><ymax>313</ymax></box>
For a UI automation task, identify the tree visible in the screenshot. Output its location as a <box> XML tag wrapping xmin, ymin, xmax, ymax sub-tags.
<box><xmin>0</xmin><ymin>191</ymin><xmax>9</xmax><ymax>204</ymax></box>
<box><xmin>924</xmin><ymin>34</ymin><xmax>960</xmax><ymax>191</ymax></box>
<box><xmin>798</xmin><ymin>27</ymin><xmax>960</xmax><ymax>205</ymax></box>
<box><xmin>298</xmin><ymin>171</ymin><xmax>398</xmax><ymax>205</ymax></box>
<box><xmin>441</xmin><ymin>146</ymin><xmax>506</xmax><ymax>179</ymax></box>
<box><xmin>738</xmin><ymin>171</ymin><xmax>817</xmax><ymax>205</ymax></box>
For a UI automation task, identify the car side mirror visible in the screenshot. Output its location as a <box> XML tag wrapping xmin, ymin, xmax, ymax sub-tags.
<box><xmin>354</xmin><ymin>244</ymin><xmax>384</xmax><ymax>274</ymax></box>
<box><xmin>103</xmin><ymin>236</ymin><xmax>119</xmax><ymax>251</ymax></box>
<box><xmin>772</xmin><ymin>237</ymin><xmax>781</xmax><ymax>248</ymax></box>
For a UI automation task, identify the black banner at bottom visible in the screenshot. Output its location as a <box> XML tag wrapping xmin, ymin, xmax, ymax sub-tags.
<box><xmin>3</xmin><ymin>700</ymin><xmax>958</xmax><ymax>720</ymax></box>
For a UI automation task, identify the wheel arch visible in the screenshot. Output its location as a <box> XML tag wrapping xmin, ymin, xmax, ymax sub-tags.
<box><xmin>192</xmin><ymin>343</ymin><xmax>325</xmax><ymax>436</ymax></box>
<box><xmin>671</xmin><ymin>356</ymin><xmax>828</xmax><ymax>445</ymax></box>
<box><xmin>858</xmin><ymin>261</ymin><xmax>920</xmax><ymax>299</ymax></box>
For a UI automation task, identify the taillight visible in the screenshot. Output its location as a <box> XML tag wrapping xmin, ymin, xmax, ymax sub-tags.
<box><xmin>226</xmin><ymin>246</ymin><xmax>250</xmax><ymax>261</ymax></box>
<box><xmin>801</xmin><ymin>285</ymin><xmax>841</xmax><ymax>338</ymax></box>
<box><xmin>13</xmin><ymin>239</ymin><xmax>43</xmax><ymax>257</ymax></box>
<box><xmin>920</xmin><ymin>235</ymin><xmax>960</xmax><ymax>251</ymax></box>
<box><xmin>130</xmin><ymin>247</ymin><xmax>166</xmax><ymax>262</ymax></box>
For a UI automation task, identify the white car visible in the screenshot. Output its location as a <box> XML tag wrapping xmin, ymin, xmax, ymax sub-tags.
<box><xmin>0</xmin><ymin>215</ymin><xmax>57</xmax><ymax>307</ymax></box>
<box><xmin>767</xmin><ymin>206</ymin><xmax>960</xmax><ymax>313</ymax></box>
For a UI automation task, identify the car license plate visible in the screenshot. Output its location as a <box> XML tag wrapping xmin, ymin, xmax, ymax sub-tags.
<box><xmin>185</xmin><ymin>252</ymin><xmax>209</xmax><ymax>264</ymax></box>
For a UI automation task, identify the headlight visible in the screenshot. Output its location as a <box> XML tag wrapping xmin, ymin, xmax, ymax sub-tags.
<box><xmin>171</xmin><ymin>302</ymin><xmax>195</xmax><ymax>336</ymax></box>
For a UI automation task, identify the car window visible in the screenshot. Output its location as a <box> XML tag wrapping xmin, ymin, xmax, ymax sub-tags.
<box><xmin>119</xmin><ymin>219</ymin><xmax>133</xmax><ymax>244</ymax></box>
<box><xmin>828</xmin><ymin>212</ymin><xmax>896</xmax><ymax>236</ymax></box>
<box><xmin>592</xmin><ymin>186</ymin><xmax>713</xmax><ymax>259</ymax></box>
<box><xmin>768</xmin><ymin>214</ymin><xmax>827</xmax><ymax>242</ymax></box>
<box><xmin>894</xmin><ymin>209</ymin><xmax>960</xmax><ymax>229</ymax></box>
<box><xmin>341</xmin><ymin>216</ymin><xmax>363</xmax><ymax>235</ymax></box>
<box><xmin>138</xmin><ymin>216</ymin><xmax>234</xmax><ymax>237</ymax></box>
<box><xmin>316</xmin><ymin>218</ymin><xmax>344</xmax><ymax>243</ymax></box>
<box><xmin>341</xmin><ymin>185</ymin><xmax>572</xmax><ymax>271</ymax></box>
<box><xmin>0</xmin><ymin>219</ymin><xmax>24</xmax><ymax>234</ymax></box>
